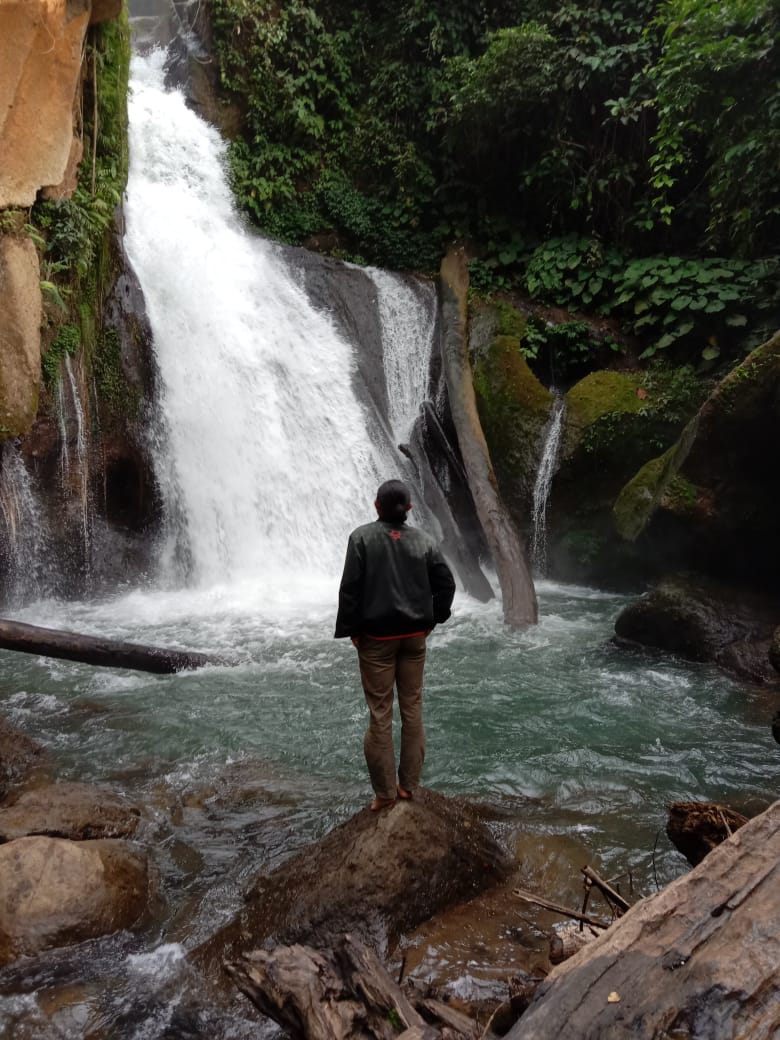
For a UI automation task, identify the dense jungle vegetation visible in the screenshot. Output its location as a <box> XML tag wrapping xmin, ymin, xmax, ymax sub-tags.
<box><xmin>208</xmin><ymin>0</ymin><xmax>779</xmax><ymax>369</ymax></box>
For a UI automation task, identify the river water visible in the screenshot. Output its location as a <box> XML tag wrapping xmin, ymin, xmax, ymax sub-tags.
<box><xmin>0</xmin><ymin>46</ymin><xmax>778</xmax><ymax>1040</ymax></box>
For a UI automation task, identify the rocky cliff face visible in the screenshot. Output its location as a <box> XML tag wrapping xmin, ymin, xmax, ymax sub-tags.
<box><xmin>0</xmin><ymin>0</ymin><xmax>159</xmax><ymax>603</ymax></box>
<box><xmin>0</xmin><ymin>0</ymin><xmax>121</xmax><ymax>440</ymax></box>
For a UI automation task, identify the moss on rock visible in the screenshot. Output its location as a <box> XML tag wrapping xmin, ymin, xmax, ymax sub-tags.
<box><xmin>471</xmin><ymin>306</ymin><xmax>553</xmax><ymax>527</ymax></box>
<box><xmin>611</xmin><ymin>330</ymin><xmax>780</xmax><ymax>590</ymax></box>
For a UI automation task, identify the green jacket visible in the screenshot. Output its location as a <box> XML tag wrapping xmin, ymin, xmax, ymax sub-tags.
<box><xmin>335</xmin><ymin>520</ymin><xmax>456</xmax><ymax>639</ymax></box>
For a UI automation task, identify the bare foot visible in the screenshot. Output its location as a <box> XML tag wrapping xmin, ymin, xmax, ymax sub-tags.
<box><xmin>369</xmin><ymin>796</ymin><xmax>395</xmax><ymax>811</ymax></box>
<box><xmin>396</xmin><ymin>785</ymin><xmax>412</xmax><ymax>801</ymax></box>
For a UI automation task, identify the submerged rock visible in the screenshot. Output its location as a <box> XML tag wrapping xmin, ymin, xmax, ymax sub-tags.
<box><xmin>614</xmin><ymin>577</ymin><xmax>778</xmax><ymax>684</ymax></box>
<box><xmin>195</xmin><ymin>787</ymin><xmax>512</xmax><ymax>977</ymax></box>
<box><xmin>0</xmin><ymin>781</ymin><xmax>142</xmax><ymax>843</ymax></box>
<box><xmin>0</xmin><ymin>715</ymin><xmax>46</xmax><ymax>803</ymax></box>
<box><xmin>0</xmin><ymin>836</ymin><xmax>152</xmax><ymax>965</ymax></box>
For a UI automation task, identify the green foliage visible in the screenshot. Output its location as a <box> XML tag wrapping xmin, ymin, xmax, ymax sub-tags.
<box><xmin>206</xmin><ymin>0</ymin><xmax>779</xmax><ymax>361</ymax></box>
<box><xmin>646</xmin><ymin>0</ymin><xmax>780</xmax><ymax>254</ymax></box>
<box><xmin>32</xmin><ymin>15</ymin><xmax>128</xmax><ymax>287</ymax></box>
<box><xmin>92</xmin><ymin>326</ymin><xmax>135</xmax><ymax>415</ymax></box>
<box><xmin>522</xmin><ymin>319</ymin><xmax>620</xmax><ymax>378</ymax></box>
<box><xmin>42</xmin><ymin>325</ymin><xmax>80</xmax><ymax>386</ymax></box>
<box><xmin>523</xmin><ymin>236</ymin><xmax>777</xmax><ymax>362</ymax></box>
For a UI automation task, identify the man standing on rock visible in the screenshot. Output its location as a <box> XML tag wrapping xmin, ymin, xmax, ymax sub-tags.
<box><xmin>335</xmin><ymin>480</ymin><xmax>456</xmax><ymax>811</ymax></box>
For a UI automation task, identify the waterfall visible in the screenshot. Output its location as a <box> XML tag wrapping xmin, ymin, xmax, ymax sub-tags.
<box><xmin>368</xmin><ymin>269</ymin><xmax>436</xmax><ymax>444</ymax></box>
<box><xmin>0</xmin><ymin>444</ymin><xmax>45</xmax><ymax>602</ymax></box>
<box><xmin>124</xmin><ymin>52</ymin><xmax>396</xmax><ymax>589</ymax></box>
<box><xmin>530</xmin><ymin>395</ymin><xmax>566</xmax><ymax>574</ymax></box>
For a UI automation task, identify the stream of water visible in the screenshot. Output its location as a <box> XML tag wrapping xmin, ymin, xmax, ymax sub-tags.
<box><xmin>0</xmin><ymin>45</ymin><xmax>777</xmax><ymax>1040</ymax></box>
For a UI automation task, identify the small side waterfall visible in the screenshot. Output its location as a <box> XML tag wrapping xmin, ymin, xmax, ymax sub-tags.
<box><xmin>0</xmin><ymin>444</ymin><xmax>45</xmax><ymax>603</ymax></box>
<box><xmin>530</xmin><ymin>395</ymin><xmax>566</xmax><ymax>573</ymax></box>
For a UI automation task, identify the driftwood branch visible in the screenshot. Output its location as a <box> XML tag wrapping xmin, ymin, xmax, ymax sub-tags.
<box><xmin>580</xmin><ymin>866</ymin><xmax>631</xmax><ymax>914</ymax></box>
<box><xmin>225</xmin><ymin>933</ymin><xmax>479</xmax><ymax>1039</ymax></box>
<box><xmin>512</xmin><ymin>887</ymin><xmax>609</xmax><ymax>929</ymax></box>
<box><xmin>0</xmin><ymin>618</ymin><xmax>218</xmax><ymax>674</ymax></box>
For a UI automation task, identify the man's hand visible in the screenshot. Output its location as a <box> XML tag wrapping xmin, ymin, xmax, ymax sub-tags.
<box><xmin>351</xmin><ymin>636</ymin><xmax>360</xmax><ymax>648</ymax></box>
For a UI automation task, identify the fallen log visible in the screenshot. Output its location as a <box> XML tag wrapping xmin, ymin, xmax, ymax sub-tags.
<box><xmin>506</xmin><ymin>799</ymin><xmax>780</xmax><ymax>1039</ymax></box>
<box><xmin>0</xmin><ymin>618</ymin><xmax>218</xmax><ymax>674</ymax></box>
<box><xmin>225</xmin><ymin>933</ymin><xmax>477</xmax><ymax>1039</ymax></box>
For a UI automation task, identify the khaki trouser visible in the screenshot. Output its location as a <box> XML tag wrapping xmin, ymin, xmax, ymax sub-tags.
<box><xmin>356</xmin><ymin>635</ymin><xmax>427</xmax><ymax>801</ymax></box>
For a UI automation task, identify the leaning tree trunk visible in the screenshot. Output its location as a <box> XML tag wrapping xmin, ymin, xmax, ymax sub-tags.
<box><xmin>506</xmin><ymin>799</ymin><xmax>780</xmax><ymax>1039</ymax></box>
<box><xmin>438</xmin><ymin>246</ymin><xmax>537</xmax><ymax>628</ymax></box>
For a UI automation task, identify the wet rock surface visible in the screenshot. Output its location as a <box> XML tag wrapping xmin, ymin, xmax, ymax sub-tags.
<box><xmin>0</xmin><ymin>836</ymin><xmax>152</xmax><ymax>966</ymax></box>
<box><xmin>614</xmin><ymin>577</ymin><xmax>778</xmax><ymax>684</ymax></box>
<box><xmin>0</xmin><ymin>781</ymin><xmax>142</xmax><ymax>843</ymax></box>
<box><xmin>0</xmin><ymin>716</ymin><xmax>46</xmax><ymax>803</ymax></box>
<box><xmin>195</xmin><ymin>787</ymin><xmax>512</xmax><ymax>977</ymax></box>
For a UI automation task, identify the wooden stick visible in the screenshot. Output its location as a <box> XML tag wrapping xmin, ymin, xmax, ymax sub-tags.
<box><xmin>580</xmin><ymin>866</ymin><xmax>631</xmax><ymax>914</ymax></box>
<box><xmin>513</xmin><ymin>888</ymin><xmax>609</xmax><ymax>929</ymax></box>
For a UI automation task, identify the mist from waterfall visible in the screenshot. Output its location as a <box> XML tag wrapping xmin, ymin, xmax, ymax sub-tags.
<box><xmin>125</xmin><ymin>52</ymin><xmax>401</xmax><ymax>590</ymax></box>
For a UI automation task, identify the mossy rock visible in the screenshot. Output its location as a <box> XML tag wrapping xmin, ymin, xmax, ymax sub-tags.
<box><xmin>612</xmin><ymin>330</ymin><xmax>780</xmax><ymax>590</ymax></box>
<box><xmin>563</xmin><ymin>370</ymin><xmax>644</xmax><ymax>456</ymax></box>
<box><xmin>471</xmin><ymin>310</ymin><xmax>554</xmax><ymax>526</ymax></box>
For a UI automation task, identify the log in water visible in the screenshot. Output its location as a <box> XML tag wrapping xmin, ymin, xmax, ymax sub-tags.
<box><xmin>0</xmin><ymin>618</ymin><xmax>217</xmax><ymax>673</ymax></box>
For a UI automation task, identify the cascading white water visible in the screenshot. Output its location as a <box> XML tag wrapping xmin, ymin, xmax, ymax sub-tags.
<box><xmin>530</xmin><ymin>395</ymin><xmax>566</xmax><ymax>573</ymax></box>
<box><xmin>369</xmin><ymin>269</ymin><xmax>436</xmax><ymax>443</ymax></box>
<box><xmin>0</xmin><ymin>443</ymin><xmax>44</xmax><ymax>601</ymax></box>
<box><xmin>125</xmin><ymin>52</ymin><xmax>394</xmax><ymax>589</ymax></box>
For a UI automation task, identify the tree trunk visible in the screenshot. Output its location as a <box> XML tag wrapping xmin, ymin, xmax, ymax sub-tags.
<box><xmin>438</xmin><ymin>246</ymin><xmax>537</xmax><ymax>628</ymax></box>
<box><xmin>0</xmin><ymin>618</ymin><xmax>218</xmax><ymax>673</ymax></box>
<box><xmin>506</xmin><ymin>799</ymin><xmax>780</xmax><ymax>1039</ymax></box>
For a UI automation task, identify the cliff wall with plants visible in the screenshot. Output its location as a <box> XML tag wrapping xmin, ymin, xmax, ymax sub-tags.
<box><xmin>0</xmin><ymin>1</ymin><xmax>158</xmax><ymax>600</ymax></box>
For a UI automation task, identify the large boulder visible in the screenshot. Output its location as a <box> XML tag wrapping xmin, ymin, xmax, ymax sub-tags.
<box><xmin>0</xmin><ymin>0</ymin><xmax>91</xmax><ymax>207</ymax></box>
<box><xmin>614</xmin><ymin>577</ymin><xmax>778</xmax><ymax>684</ymax></box>
<box><xmin>0</xmin><ymin>236</ymin><xmax>42</xmax><ymax>437</ymax></box>
<box><xmin>0</xmin><ymin>715</ymin><xmax>45</xmax><ymax>803</ymax></box>
<box><xmin>0</xmin><ymin>836</ymin><xmax>152</xmax><ymax>965</ymax></box>
<box><xmin>547</xmin><ymin>368</ymin><xmax>700</xmax><ymax>586</ymax></box>
<box><xmin>195</xmin><ymin>788</ymin><xmax>512</xmax><ymax>978</ymax></box>
<box><xmin>0</xmin><ymin>781</ymin><xmax>142</xmax><ymax>842</ymax></box>
<box><xmin>613</xmin><ymin>330</ymin><xmax>780</xmax><ymax>590</ymax></box>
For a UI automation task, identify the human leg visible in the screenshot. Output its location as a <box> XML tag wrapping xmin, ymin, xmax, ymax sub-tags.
<box><xmin>395</xmin><ymin>635</ymin><xmax>427</xmax><ymax>794</ymax></box>
<box><xmin>357</xmin><ymin>638</ymin><xmax>400</xmax><ymax>802</ymax></box>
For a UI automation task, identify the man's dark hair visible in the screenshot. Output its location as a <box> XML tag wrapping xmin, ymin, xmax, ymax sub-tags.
<box><xmin>376</xmin><ymin>479</ymin><xmax>411</xmax><ymax>524</ymax></box>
